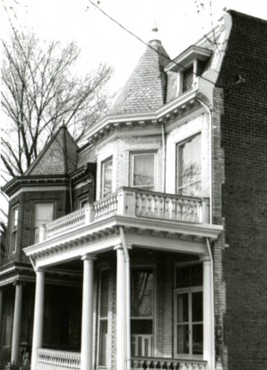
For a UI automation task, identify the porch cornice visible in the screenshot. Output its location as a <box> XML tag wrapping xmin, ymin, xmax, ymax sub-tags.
<box><xmin>24</xmin><ymin>214</ymin><xmax>223</xmax><ymax>268</ymax></box>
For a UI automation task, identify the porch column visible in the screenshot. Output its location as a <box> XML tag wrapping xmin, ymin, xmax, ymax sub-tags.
<box><xmin>31</xmin><ymin>269</ymin><xmax>45</xmax><ymax>369</ymax></box>
<box><xmin>203</xmin><ymin>255</ymin><xmax>214</xmax><ymax>370</ymax></box>
<box><xmin>116</xmin><ymin>246</ymin><xmax>127</xmax><ymax>370</ymax></box>
<box><xmin>11</xmin><ymin>282</ymin><xmax>23</xmax><ymax>364</ymax></box>
<box><xmin>80</xmin><ymin>255</ymin><xmax>95</xmax><ymax>370</ymax></box>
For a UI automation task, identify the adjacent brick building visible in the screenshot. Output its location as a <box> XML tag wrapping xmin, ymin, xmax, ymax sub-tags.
<box><xmin>1</xmin><ymin>9</ymin><xmax>266</xmax><ymax>370</ymax></box>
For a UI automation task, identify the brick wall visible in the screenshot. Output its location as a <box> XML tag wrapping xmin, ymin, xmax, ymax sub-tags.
<box><xmin>216</xmin><ymin>11</ymin><xmax>267</xmax><ymax>370</ymax></box>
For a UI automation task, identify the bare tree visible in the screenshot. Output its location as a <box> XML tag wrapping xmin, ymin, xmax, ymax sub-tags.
<box><xmin>1</xmin><ymin>30</ymin><xmax>112</xmax><ymax>177</ymax></box>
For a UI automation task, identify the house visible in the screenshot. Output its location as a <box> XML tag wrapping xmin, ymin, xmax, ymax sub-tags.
<box><xmin>1</xmin><ymin>9</ymin><xmax>267</xmax><ymax>370</ymax></box>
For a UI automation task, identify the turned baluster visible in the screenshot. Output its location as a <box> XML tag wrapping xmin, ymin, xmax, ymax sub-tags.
<box><xmin>153</xmin><ymin>195</ymin><xmax>160</xmax><ymax>218</ymax></box>
<box><xmin>136</xmin><ymin>193</ymin><xmax>142</xmax><ymax>215</ymax></box>
<box><xmin>165</xmin><ymin>197</ymin><xmax>170</xmax><ymax>219</ymax></box>
<box><xmin>166</xmin><ymin>361</ymin><xmax>172</xmax><ymax>370</ymax></box>
<box><xmin>141</xmin><ymin>193</ymin><xmax>148</xmax><ymax>216</ymax></box>
<box><xmin>176</xmin><ymin>198</ymin><xmax>183</xmax><ymax>221</ymax></box>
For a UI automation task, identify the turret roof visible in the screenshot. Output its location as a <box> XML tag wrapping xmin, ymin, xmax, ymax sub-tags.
<box><xmin>110</xmin><ymin>38</ymin><xmax>170</xmax><ymax>115</ymax></box>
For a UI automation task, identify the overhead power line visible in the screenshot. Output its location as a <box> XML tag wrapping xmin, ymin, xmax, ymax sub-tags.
<box><xmin>87</xmin><ymin>0</ymin><xmax>218</xmax><ymax>86</ymax></box>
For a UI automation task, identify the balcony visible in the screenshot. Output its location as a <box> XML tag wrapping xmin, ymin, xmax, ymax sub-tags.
<box><xmin>41</xmin><ymin>187</ymin><xmax>210</xmax><ymax>242</ymax></box>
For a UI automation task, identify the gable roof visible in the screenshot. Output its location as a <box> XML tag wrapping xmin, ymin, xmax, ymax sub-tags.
<box><xmin>25</xmin><ymin>126</ymin><xmax>78</xmax><ymax>176</ymax></box>
<box><xmin>110</xmin><ymin>38</ymin><xmax>170</xmax><ymax>115</ymax></box>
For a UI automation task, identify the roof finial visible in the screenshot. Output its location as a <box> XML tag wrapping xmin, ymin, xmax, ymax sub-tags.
<box><xmin>149</xmin><ymin>20</ymin><xmax>161</xmax><ymax>45</ymax></box>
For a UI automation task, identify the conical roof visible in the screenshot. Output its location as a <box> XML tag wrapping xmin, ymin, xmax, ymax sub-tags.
<box><xmin>25</xmin><ymin>125</ymin><xmax>78</xmax><ymax>176</ymax></box>
<box><xmin>110</xmin><ymin>38</ymin><xmax>170</xmax><ymax>115</ymax></box>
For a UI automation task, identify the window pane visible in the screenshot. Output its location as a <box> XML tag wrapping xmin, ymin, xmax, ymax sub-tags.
<box><xmin>102</xmin><ymin>159</ymin><xmax>112</xmax><ymax>197</ymax></box>
<box><xmin>133</xmin><ymin>154</ymin><xmax>154</xmax><ymax>189</ymax></box>
<box><xmin>13</xmin><ymin>208</ymin><xmax>19</xmax><ymax>227</ymax></box>
<box><xmin>131</xmin><ymin>270</ymin><xmax>154</xmax><ymax>317</ymax></box>
<box><xmin>192</xmin><ymin>324</ymin><xmax>203</xmax><ymax>355</ymax></box>
<box><xmin>34</xmin><ymin>203</ymin><xmax>54</xmax><ymax>243</ymax></box>
<box><xmin>131</xmin><ymin>319</ymin><xmax>153</xmax><ymax>335</ymax></box>
<box><xmin>98</xmin><ymin>320</ymin><xmax>108</xmax><ymax>366</ymax></box>
<box><xmin>35</xmin><ymin>203</ymin><xmax>54</xmax><ymax>226</ymax></box>
<box><xmin>176</xmin><ymin>264</ymin><xmax>203</xmax><ymax>288</ymax></box>
<box><xmin>177</xmin><ymin>135</ymin><xmax>201</xmax><ymax>196</ymax></box>
<box><xmin>177</xmin><ymin>293</ymin><xmax>188</xmax><ymax>322</ymax></box>
<box><xmin>192</xmin><ymin>291</ymin><xmax>203</xmax><ymax>322</ymax></box>
<box><xmin>177</xmin><ymin>324</ymin><xmax>189</xmax><ymax>354</ymax></box>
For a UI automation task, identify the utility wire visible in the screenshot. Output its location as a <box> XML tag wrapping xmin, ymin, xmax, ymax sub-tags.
<box><xmin>87</xmin><ymin>0</ymin><xmax>218</xmax><ymax>86</ymax></box>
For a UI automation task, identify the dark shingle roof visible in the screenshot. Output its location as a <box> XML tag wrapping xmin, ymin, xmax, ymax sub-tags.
<box><xmin>110</xmin><ymin>39</ymin><xmax>170</xmax><ymax>115</ymax></box>
<box><xmin>25</xmin><ymin>126</ymin><xmax>78</xmax><ymax>176</ymax></box>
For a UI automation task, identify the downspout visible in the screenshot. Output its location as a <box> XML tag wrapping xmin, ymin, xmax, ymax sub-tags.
<box><xmin>197</xmin><ymin>98</ymin><xmax>213</xmax><ymax>223</ymax></box>
<box><xmin>119</xmin><ymin>226</ymin><xmax>131</xmax><ymax>370</ymax></box>
<box><xmin>69</xmin><ymin>177</ymin><xmax>73</xmax><ymax>212</ymax></box>
<box><xmin>206</xmin><ymin>237</ymin><xmax>215</xmax><ymax>370</ymax></box>
<box><xmin>161</xmin><ymin>121</ymin><xmax>166</xmax><ymax>193</ymax></box>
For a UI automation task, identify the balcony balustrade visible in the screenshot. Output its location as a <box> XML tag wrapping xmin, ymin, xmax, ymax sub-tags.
<box><xmin>34</xmin><ymin>349</ymin><xmax>207</xmax><ymax>370</ymax></box>
<box><xmin>39</xmin><ymin>188</ymin><xmax>209</xmax><ymax>242</ymax></box>
<box><xmin>131</xmin><ymin>357</ymin><xmax>207</xmax><ymax>370</ymax></box>
<box><xmin>35</xmin><ymin>349</ymin><xmax>80</xmax><ymax>370</ymax></box>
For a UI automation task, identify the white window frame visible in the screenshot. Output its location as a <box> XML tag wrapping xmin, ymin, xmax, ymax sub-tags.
<box><xmin>130</xmin><ymin>152</ymin><xmax>157</xmax><ymax>191</ymax></box>
<box><xmin>101</xmin><ymin>157</ymin><xmax>113</xmax><ymax>198</ymax></box>
<box><xmin>174</xmin><ymin>261</ymin><xmax>203</xmax><ymax>359</ymax></box>
<box><xmin>174</xmin><ymin>286</ymin><xmax>203</xmax><ymax>359</ymax></box>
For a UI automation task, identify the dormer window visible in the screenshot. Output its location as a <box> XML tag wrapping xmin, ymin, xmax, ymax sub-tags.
<box><xmin>165</xmin><ymin>46</ymin><xmax>212</xmax><ymax>97</ymax></box>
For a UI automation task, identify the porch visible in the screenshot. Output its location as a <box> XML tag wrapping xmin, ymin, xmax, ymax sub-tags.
<box><xmin>24</xmin><ymin>188</ymin><xmax>222</xmax><ymax>370</ymax></box>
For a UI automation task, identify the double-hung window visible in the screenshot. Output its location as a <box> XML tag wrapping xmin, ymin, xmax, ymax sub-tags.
<box><xmin>10</xmin><ymin>206</ymin><xmax>19</xmax><ymax>253</ymax></box>
<box><xmin>34</xmin><ymin>203</ymin><xmax>54</xmax><ymax>243</ymax></box>
<box><xmin>131</xmin><ymin>152</ymin><xmax>155</xmax><ymax>191</ymax></box>
<box><xmin>98</xmin><ymin>269</ymin><xmax>109</xmax><ymax>366</ymax></box>
<box><xmin>101</xmin><ymin>157</ymin><xmax>113</xmax><ymax>197</ymax></box>
<box><xmin>174</xmin><ymin>263</ymin><xmax>203</xmax><ymax>358</ymax></box>
<box><xmin>131</xmin><ymin>268</ymin><xmax>154</xmax><ymax>357</ymax></box>
<box><xmin>177</xmin><ymin>134</ymin><xmax>201</xmax><ymax>197</ymax></box>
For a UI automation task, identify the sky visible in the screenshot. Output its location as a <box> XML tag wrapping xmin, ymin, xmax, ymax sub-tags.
<box><xmin>2</xmin><ymin>0</ymin><xmax>267</xmax><ymax>92</ymax></box>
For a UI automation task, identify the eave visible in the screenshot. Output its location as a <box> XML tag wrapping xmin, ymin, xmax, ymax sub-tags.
<box><xmin>84</xmin><ymin>87</ymin><xmax>201</xmax><ymax>144</ymax></box>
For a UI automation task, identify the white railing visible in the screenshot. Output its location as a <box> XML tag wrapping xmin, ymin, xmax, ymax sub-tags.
<box><xmin>135</xmin><ymin>190</ymin><xmax>209</xmax><ymax>223</ymax></box>
<box><xmin>131</xmin><ymin>357</ymin><xmax>207</xmax><ymax>370</ymax></box>
<box><xmin>35</xmin><ymin>349</ymin><xmax>80</xmax><ymax>370</ymax></box>
<box><xmin>39</xmin><ymin>187</ymin><xmax>210</xmax><ymax>242</ymax></box>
